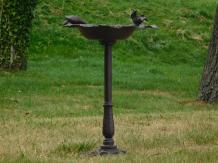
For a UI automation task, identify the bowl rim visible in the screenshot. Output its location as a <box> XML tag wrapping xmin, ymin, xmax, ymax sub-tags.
<box><xmin>69</xmin><ymin>24</ymin><xmax>136</xmax><ymax>28</ymax></box>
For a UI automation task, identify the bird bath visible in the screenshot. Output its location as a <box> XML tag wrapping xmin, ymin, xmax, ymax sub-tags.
<box><xmin>65</xmin><ymin>23</ymin><xmax>157</xmax><ymax>156</ymax></box>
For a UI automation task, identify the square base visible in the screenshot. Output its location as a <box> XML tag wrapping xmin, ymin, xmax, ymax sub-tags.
<box><xmin>88</xmin><ymin>145</ymin><xmax>126</xmax><ymax>156</ymax></box>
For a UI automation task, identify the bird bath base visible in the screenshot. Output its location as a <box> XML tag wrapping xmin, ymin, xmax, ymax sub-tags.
<box><xmin>88</xmin><ymin>145</ymin><xmax>126</xmax><ymax>156</ymax></box>
<box><xmin>86</xmin><ymin>41</ymin><xmax>127</xmax><ymax>156</ymax></box>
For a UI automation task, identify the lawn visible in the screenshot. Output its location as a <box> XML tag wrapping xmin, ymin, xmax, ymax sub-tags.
<box><xmin>0</xmin><ymin>0</ymin><xmax>218</xmax><ymax>162</ymax></box>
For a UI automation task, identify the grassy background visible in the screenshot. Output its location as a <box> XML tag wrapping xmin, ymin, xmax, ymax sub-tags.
<box><xmin>0</xmin><ymin>0</ymin><xmax>218</xmax><ymax>162</ymax></box>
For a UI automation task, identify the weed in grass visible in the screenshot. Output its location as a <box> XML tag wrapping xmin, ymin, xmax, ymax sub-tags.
<box><xmin>186</xmin><ymin>124</ymin><xmax>218</xmax><ymax>145</ymax></box>
<box><xmin>53</xmin><ymin>141</ymin><xmax>96</xmax><ymax>157</ymax></box>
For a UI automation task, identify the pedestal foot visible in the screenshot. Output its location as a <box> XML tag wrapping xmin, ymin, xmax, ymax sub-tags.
<box><xmin>88</xmin><ymin>145</ymin><xmax>126</xmax><ymax>156</ymax></box>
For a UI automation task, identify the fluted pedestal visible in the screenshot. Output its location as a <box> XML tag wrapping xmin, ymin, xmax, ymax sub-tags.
<box><xmin>89</xmin><ymin>42</ymin><xmax>126</xmax><ymax>156</ymax></box>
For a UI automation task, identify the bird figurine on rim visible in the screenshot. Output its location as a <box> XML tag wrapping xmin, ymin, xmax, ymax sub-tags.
<box><xmin>131</xmin><ymin>10</ymin><xmax>148</xmax><ymax>26</ymax></box>
<box><xmin>64</xmin><ymin>15</ymin><xmax>87</xmax><ymax>26</ymax></box>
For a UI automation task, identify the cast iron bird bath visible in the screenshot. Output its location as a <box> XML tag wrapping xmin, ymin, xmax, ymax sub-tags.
<box><xmin>65</xmin><ymin>23</ymin><xmax>157</xmax><ymax>156</ymax></box>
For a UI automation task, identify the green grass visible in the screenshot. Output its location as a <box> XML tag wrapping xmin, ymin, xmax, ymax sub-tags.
<box><xmin>0</xmin><ymin>0</ymin><xmax>218</xmax><ymax>162</ymax></box>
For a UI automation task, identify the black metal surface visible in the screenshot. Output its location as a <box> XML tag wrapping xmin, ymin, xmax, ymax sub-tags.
<box><xmin>78</xmin><ymin>24</ymin><xmax>136</xmax><ymax>42</ymax></box>
<box><xmin>65</xmin><ymin>24</ymin><xmax>158</xmax><ymax>42</ymax></box>
<box><xmin>88</xmin><ymin>146</ymin><xmax>126</xmax><ymax>156</ymax></box>
<box><xmin>102</xmin><ymin>42</ymin><xmax>115</xmax><ymax>149</ymax></box>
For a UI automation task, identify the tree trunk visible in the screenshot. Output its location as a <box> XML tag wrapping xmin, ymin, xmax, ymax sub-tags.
<box><xmin>199</xmin><ymin>5</ymin><xmax>218</xmax><ymax>102</ymax></box>
<box><xmin>0</xmin><ymin>0</ymin><xmax>37</xmax><ymax>71</ymax></box>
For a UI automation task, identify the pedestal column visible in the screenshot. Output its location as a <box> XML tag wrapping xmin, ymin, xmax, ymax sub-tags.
<box><xmin>102</xmin><ymin>42</ymin><xmax>115</xmax><ymax>149</ymax></box>
<box><xmin>89</xmin><ymin>41</ymin><xmax>125</xmax><ymax>156</ymax></box>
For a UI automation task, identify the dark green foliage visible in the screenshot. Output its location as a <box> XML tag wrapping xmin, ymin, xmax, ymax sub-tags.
<box><xmin>0</xmin><ymin>0</ymin><xmax>37</xmax><ymax>70</ymax></box>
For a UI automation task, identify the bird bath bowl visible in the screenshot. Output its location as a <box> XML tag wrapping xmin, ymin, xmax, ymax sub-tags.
<box><xmin>72</xmin><ymin>24</ymin><xmax>136</xmax><ymax>42</ymax></box>
<box><xmin>65</xmin><ymin>23</ymin><xmax>157</xmax><ymax>156</ymax></box>
<box><xmin>67</xmin><ymin>24</ymin><xmax>156</xmax><ymax>42</ymax></box>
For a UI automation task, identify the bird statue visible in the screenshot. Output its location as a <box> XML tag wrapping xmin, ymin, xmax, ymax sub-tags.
<box><xmin>131</xmin><ymin>10</ymin><xmax>148</xmax><ymax>26</ymax></box>
<box><xmin>64</xmin><ymin>15</ymin><xmax>87</xmax><ymax>26</ymax></box>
